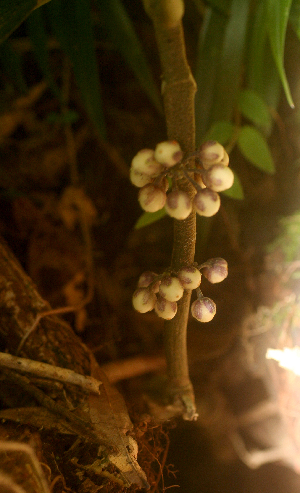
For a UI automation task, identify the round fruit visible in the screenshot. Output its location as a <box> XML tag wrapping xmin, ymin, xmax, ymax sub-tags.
<box><xmin>138</xmin><ymin>184</ymin><xmax>167</xmax><ymax>212</ymax></box>
<box><xmin>165</xmin><ymin>190</ymin><xmax>192</xmax><ymax>220</ymax></box>
<box><xmin>155</xmin><ymin>296</ymin><xmax>177</xmax><ymax>320</ymax></box>
<box><xmin>178</xmin><ymin>266</ymin><xmax>202</xmax><ymax>289</ymax></box>
<box><xmin>132</xmin><ymin>288</ymin><xmax>156</xmax><ymax>313</ymax></box>
<box><xmin>191</xmin><ymin>297</ymin><xmax>216</xmax><ymax>322</ymax></box>
<box><xmin>159</xmin><ymin>276</ymin><xmax>184</xmax><ymax>302</ymax></box>
<box><xmin>154</xmin><ymin>141</ymin><xmax>183</xmax><ymax>168</ymax></box>
<box><xmin>193</xmin><ymin>189</ymin><xmax>221</xmax><ymax>217</ymax></box>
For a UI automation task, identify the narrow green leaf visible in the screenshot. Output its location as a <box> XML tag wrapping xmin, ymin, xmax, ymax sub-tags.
<box><xmin>237</xmin><ymin>125</ymin><xmax>275</xmax><ymax>174</ymax></box>
<box><xmin>195</xmin><ymin>7</ymin><xmax>228</xmax><ymax>143</ymax></box>
<box><xmin>222</xmin><ymin>171</ymin><xmax>244</xmax><ymax>199</ymax></box>
<box><xmin>267</xmin><ymin>0</ymin><xmax>294</xmax><ymax>107</ymax></box>
<box><xmin>246</xmin><ymin>0</ymin><xmax>281</xmax><ymax>111</ymax></box>
<box><xmin>191</xmin><ymin>0</ymin><xmax>230</xmax><ymax>16</ymax></box>
<box><xmin>46</xmin><ymin>0</ymin><xmax>106</xmax><ymax>138</ymax></box>
<box><xmin>238</xmin><ymin>89</ymin><xmax>272</xmax><ymax>131</ymax></box>
<box><xmin>134</xmin><ymin>208</ymin><xmax>167</xmax><ymax>229</ymax></box>
<box><xmin>202</xmin><ymin>121</ymin><xmax>234</xmax><ymax>145</ymax></box>
<box><xmin>0</xmin><ymin>0</ymin><xmax>35</xmax><ymax>43</ymax></box>
<box><xmin>210</xmin><ymin>0</ymin><xmax>251</xmax><ymax>123</ymax></box>
<box><xmin>290</xmin><ymin>0</ymin><xmax>300</xmax><ymax>39</ymax></box>
<box><xmin>247</xmin><ymin>0</ymin><xmax>267</xmax><ymax>95</ymax></box>
<box><xmin>95</xmin><ymin>0</ymin><xmax>162</xmax><ymax>114</ymax></box>
<box><xmin>26</xmin><ymin>8</ymin><xmax>60</xmax><ymax>99</ymax></box>
<box><xmin>0</xmin><ymin>39</ymin><xmax>27</xmax><ymax>92</ymax></box>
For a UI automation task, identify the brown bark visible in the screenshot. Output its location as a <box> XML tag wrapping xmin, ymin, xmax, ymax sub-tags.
<box><xmin>0</xmin><ymin>237</ymin><xmax>91</xmax><ymax>375</ymax></box>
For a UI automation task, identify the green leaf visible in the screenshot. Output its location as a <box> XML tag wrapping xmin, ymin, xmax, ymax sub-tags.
<box><xmin>195</xmin><ymin>6</ymin><xmax>228</xmax><ymax>142</ymax></box>
<box><xmin>237</xmin><ymin>125</ymin><xmax>275</xmax><ymax>174</ymax></box>
<box><xmin>0</xmin><ymin>40</ymin><xmax>27</xmax><ymax>92</ymax></box>
<box><xmin>267</xmin><ymin>0</ymin><xmax>294</xmax><ymax>107</ymax></box>
<box><xmin>192</xmin><ymin>0</ymin><xmax>230</xmax><ymax>16</ymax></box>
<box><xmin>26</xmin><ymin>8</ymin><xmax>60</xmax><ymax>99</ymax></box>
<box><xmin>238</xmin><ymin>89</ymin><xmax>272</xmax><ymax>131</ymax></box>
<box><xmin>202</xmin><ymin>121</ymin><xmax>234</xmax><ymax>145</ymax></box>
<box><xmin>246</xmin><ymin>1</ymin><xmax>281</xmax><ymax>111</ymax></box>
<box><xmin>47</xmin><ymin>0</ymin><xmax>106</xmax><ymax>138</ymax></box>
<box><xmin>247</xmin><ymin>0</ymin><xmax>267</xmax><ymax>95</ymax></box>
<box><xmin>222</xmin><ymin>171</ymin><xmax>244</xmax><ymax>199</ymax></box>
<box><xmin>210</xmin><ymin>0</ymin><xmax>251</xmax><ymax>123</ymax></box>
<box><xmin>290</xmin><ymin>0</ymin><xmax>300</xmax><ymax>39</ymax></box>
<box><xmin>0</xmin><ymin>0</ymin><xmax>34</xmax><ymax>43</ymax></box>
<box><xmin>95</xmin><ymin>0</ymin><xmax>162</xmax><ymax>114</ymax></box>
<box><xmin>134</xmin><ymin>208</ymin><xmax>167</xmax><ymax>229</ymax></box>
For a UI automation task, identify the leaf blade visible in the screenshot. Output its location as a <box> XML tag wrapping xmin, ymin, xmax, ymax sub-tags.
<box><xmin>202</xmin><ymin>120</ymin><xmax>234</xmax><ymax>145</ymax></box>
<box><xmin>238</xmin><ymin>89</ymin><xmax>272</xmax><ymax>131</ymax></box>
<box><xmin>47</xmin><ymin>0</ymin><xmax>106</xmax><ymax>137</ymax></box>
<box><xmin>237</xmin><ymin>125</ymin><xmax>275</xmax><ymax>174</ymax></box>
<box><xmin>134</xmin><ymin>208</ymin><xmax>167</xmax><ymax>229</ymax></box>
<box><xmin>195</xmin><ymin>6</ymin><xmax>228</xmax><ymax>142</ymax></box>
<box><xmin>222</xmin><ymin>171</ymin><xmax>244</xmax><ymax>199</ymax></box>
<box><xmin>267</xmin><ymin>0</ymin><xmax>294</xmax><ymax>107</ymax></box>
<box><xmin>210</xmin><ymin>0</ymin><xmax>251</xmax><ymax>123</ymax></box>
<box><xmin>95</xmin><ymin>0</ymin><xmax>162</xmax><ymax>113</ymax></box>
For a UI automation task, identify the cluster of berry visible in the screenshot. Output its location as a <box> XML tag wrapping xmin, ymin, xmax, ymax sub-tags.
<box><xmin>132</xmin><ymin>258</ymin><xmax>228</xmax><ymax>322</ymax></box>
<box><xmin>130</xmin><ymin>140</ymin><xmax>234</xmax><ymax>219</ymax></box>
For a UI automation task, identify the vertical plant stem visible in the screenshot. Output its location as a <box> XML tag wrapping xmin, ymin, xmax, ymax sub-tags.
<box><xmin>143</xmin><ymin>0</ymin><xmax>197</xmax><ymax>419</ymax></box>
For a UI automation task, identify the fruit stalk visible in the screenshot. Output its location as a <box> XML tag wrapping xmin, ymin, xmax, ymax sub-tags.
<box><xmin>142</xmin><ymin>0</ymin><xmax>197</xmax><ymax>419</ymax></box>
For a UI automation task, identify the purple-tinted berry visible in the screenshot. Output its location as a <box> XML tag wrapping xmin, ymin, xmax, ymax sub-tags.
<box><xmin>193</xmin><ymin>189</ymin><xmax>220</xmax><ymax>217</ymax></box>
<box><xmin>191</xmin><ymin>297</ymin><xmax>216</xmax><ymax>322</ymax></box>
<box><xmin>202</xmin><ymin>258</ymin><xmax>228</xmax><ymax>283</ymax></box>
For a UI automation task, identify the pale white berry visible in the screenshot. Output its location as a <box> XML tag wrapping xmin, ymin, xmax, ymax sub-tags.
<box><xmin>138</xmin><ymin>271</ymin><xmax>160</xmax><ymax>293</ymax></box>
<box><xmin>199</xmin><ymin>141</ymin><xmax>225</xmax><ymax>169</ymax></box>
<box><xmin>155</xmin><ymin>296</ymin><xmax>177</xmax><ymax>320</ymax></box>
<box><xmin>130</xmin><ymin>168</ymin><xmax>153</xmax><ymax>188</ymax></box>
<box><xmin>193</xmin><ymin>189</ymin><xmax>220</xmax><ymax>217</ymax></box>
<box><xmin>138</xmin><ymin>184</ymin><xmax>167</xmax><ymax>212</ymax></box>
<box><xmin>131</xmin><ymin>149</ymin><xmax>163</xmax><ymax>176</ymax></box>
<box><xmin>178</xmin><ymin>266</ymin><xmax>202</xmax><ymax>289</ymax></box>
<box><xmin>202</xmin><ymin>258</ymin><xmax>228</xmax><ymax>283</ymax></box>
<box><xmin>165</xmin><ymin>190</ymin><xmax>192</xmax><ymax>220</ymax></box>
<box><xmin>154</xmin><ymin>140</ymin><xmax>183</xmax><ymax>168</ymax></box>
<box><xmin>191</xmin><ymin>297</ymin><xmax>216</xmax><ymax>322</ymax></box>
<box><xmin>132</xmin><ymin>288</ymin><xmax>156</xmax><ymax>313</ymax></box>
<box><xmin>159</xmin><ymin>276</ymin><xmax>184</xmax><ymax>302</ymax></box>
<box><xmin>202</xmin><ymin>164</ymin><xmax>234</xmax><ymax>192</ymax></box>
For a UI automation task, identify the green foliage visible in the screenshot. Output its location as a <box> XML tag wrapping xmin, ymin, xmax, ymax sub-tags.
<box><xmin>26</xmin><ymin>7</ymin><xmax>60</xmax><ymax>98</ymax></box>
<box><xmin>134</xmin><ymin>208</ymin><xmax>167</xmax><ymax>229</ymax></box>
<box><xmin>238</xmin><ymin>89</ymin><xmax>272</xmax><ymax>133</ymax></box>
<box><xmin>222</xmin><ymin>171</ymin><xmax>244</xmax><ymax>200</ymax></box>
<box><xmin>0</xmin><ymin>0</ymin><xmax>36</xmax><ymax>43</ymax></box>
<box><xmin>46</xmin><ymin>0</ymin><xmax>106</xmax><ymax>138</ymax></box>
<box><xmin>96</xmin><ymin>0</ymin><xmax>162</xmax><ymax>114</ymax></box>
<box><xmin>202</xmin><ymin>121</ymin><xmax>234</xmax><ymax>146</ymax></box>
<box><xmin>1</xmin><ymin>0</ymin><xmax>300</xmax><ymax>217</ymax></box>
<box><xmin>290</xmin><ymin>0</ymin><xmax>300</xmax><ymax>39</ymax></box>
<box><xmin>267</xmin><ymin>0</ymin><xmax>294</xmax><ymax>107</ymax></box>
<box><xmin>237</xmin><ymin>125</ymin><xmax>275</xmax><ymax>174</ymax></box>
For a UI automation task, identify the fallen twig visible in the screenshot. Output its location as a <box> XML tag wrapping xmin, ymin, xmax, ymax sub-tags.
<box><xmin>0</xmin><ymin>352</ymin><xmax>101</xmax><ymax>394</ymax></box>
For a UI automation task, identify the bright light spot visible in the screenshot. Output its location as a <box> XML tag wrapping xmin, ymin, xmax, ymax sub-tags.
<box><xmin>266</xmin><ymin>347</ymin><xmax>300</xmax><ymax>376</ymax></box>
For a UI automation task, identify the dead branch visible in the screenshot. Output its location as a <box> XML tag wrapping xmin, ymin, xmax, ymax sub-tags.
<box><xmin>0</xmin><ymin>352</ymin><xmax>101</xmax><ymax>394</ymax></box>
